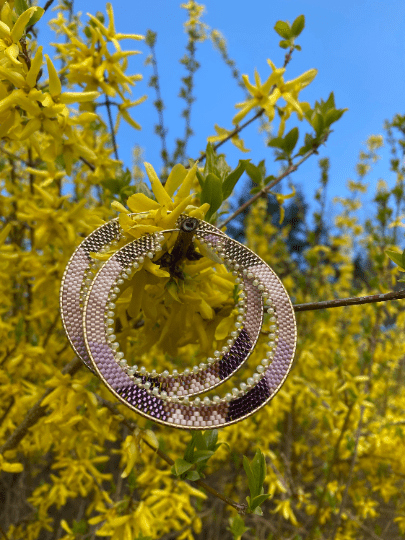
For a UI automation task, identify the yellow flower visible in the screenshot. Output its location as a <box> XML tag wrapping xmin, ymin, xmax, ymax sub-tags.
<box><xmin>0</xmin><ymin>6</ymin><xmax>42</xmax><ymax>66</ymax></box>
<box><xmin>207</xmin><ymin>124</ymin><xmax>250</xmax><ymax>152</ymax></box>
<box><xmin>233</xmin><ymin>59</ymin><xmax>317</xmax><ymax>131</ymax></box>
<box><xmin>87</xmin><ymin>3</ymin><xmax>144</xmax><ymax>51</ymax></box>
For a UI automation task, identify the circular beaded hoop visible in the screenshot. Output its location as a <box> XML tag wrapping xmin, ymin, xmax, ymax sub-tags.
<box><xmin>60</xmin><ymin>215</ymin><xmax>297</xmax><ymax>429</ymax></box>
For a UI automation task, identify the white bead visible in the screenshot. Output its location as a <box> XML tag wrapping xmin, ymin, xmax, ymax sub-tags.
<box><xmin>252</xmin><ymin>280</ymin><xmax>259</xmax><ymax>287</ymax></box>
<box><xmin>247</xmin><ymin>272</ymin><xmax>253</xmax><ymax>279</ymax></box>
<box><xmin>269</xmin><ymin>316</ymin><xmax>276</xmax><ymax>323</ymax></box>
<box><xmin>225</xmin><ymin>393</ymin><xmax>233</xmax><ymax>402</ymax></box>
<box><xmin>242</xmin><ymin>268</ymin><xmax>248</xmax><ymax>275</ymax></box>
<box><xmin>151</xmin><ymin>369</ymin><xmax>157</xmax><ymax>376</ymax></box>
<box><xmin>261</xmin><ymin>358</ymin><xmax>269</xmax><ymax>366</ymax></box>
<box><xmin>256</xmin><ymin>365</ymin><xmax>264</xmax><ymax>374</ymax></box>
<box><xmin>113</xmin><ymin>287</ymin><xmax>120</xmax><ymax>294</ymax></box>
<box><xmin>235</xmin><ymin>277</ymin><xmax>241</xmax><ymax>284</ymax></box>
<box><xmin>106</xmin><ymin>328</ymin><xmax>114</xmax><ymax>335</ymax></box>
<box><xmin>182</xmin><ymin>396</ymin><xmax>189</xmax><ymax>404</ymax></box>
<box><xmin>133</xmin><ymin>262</ymin><xmax>139</xmax><ymax>269</ymax></box>
<box><xmin>221</xmin><ymin>346</ymin><xmax>229</xmax><ymax>354</ymax></box>
<box><xmin>247</xmin><ymin>377</ymin><xmax>254</xmax><ymax>386</ymax></box>
<box><xmin>111</xmin><ymin>343</ymin><xmax>119</xmax><ymax>350</ymax></box>
<box><xmin>240</xmin><ymin>382</ymin><xmax>247</xmax><ymax>391</ymax></box>
<box><xmin>119</xmin><ymin>359</ymin><xmax>127</xmax><ymax>367</ymax></box>
<box><xmin>194</xmin><ymin>397</ymin><xmax>201</xmax><ymax>406</ymax></box>
<box><xmin>172</xmin><ymin>369</ymin><xmax>178</xmax><ymax>377</ymax></box>
<box><xmin>203</xmin><ymin>397</ymin><xmax>211</xmax><ymax>405</ymax></box>
<box><xmin>213</xmin><ymin>350</ymin><xmax>221</xmax><ymax>358</ymax></box>
<box><xmin>116</xmin><ymin>351</ymin><xmax>124</xmax><ymax>359</ymax></box>
<box><xmin>110</xmin><ymin>294</ymin><xmax>117</xmax><ymax>301</ymax></box>
<box><xmin>147</xmin><ymin>252</ymin><xmax>154</xmax><ymax>258</ymax></box>
<box><xmin>258</xmin><ymin>284</ymin><xmax>265</xmax><ymax>291</ymax></box>
<box><xmin>184</xmin><ymin>368</ymin><xmax>190</xmax><ymax>375</ymax></box>
<box><xmin>193</xmin><ymin>366</ymin><xmax>199</xmax><ymax>373</ymax></box>
<box><xmin>106</xmin><ymin>318</ymin><xmax>114</xmax><ymax>325</ymax></box>
<box><xmin>199</xmin><ymin>362</ymin><xmax>207</xmax><ymax>369</ymax></box>
<box><xmin>127</xmin><ymin>367</ymin><xmax>136</xmax><ymax>375</ymax></box>
<box><xmin>227</xmin><ymin>339</ymin><xmax>234</xmax><ymax>346</ymax></box>
<box><xmin>234</xmin><ymin>263</ymin><xmax>240</xmax><ymax>270</ymax></box>
<box><xmin>269</xmin><ymin>333</ymin><xmax>276</xmax><ymax>339</ymax></box>
<box><xmin>207</xmin><ymin>357</ymin><xmax>215</xmax><ymax>364</ymax></box>
<box><xmin>232</xmin><ymin>387</ymin><xmax>239</xmax><ymax>396</ymax></box>
<box><xmin>107</xmin><ymin>311</ymin><xmax>114</xmax><ymax>317</ymax></box>
<box><xmin>144</xmin><ymin>381</ymin><xmax>151</xmax><ymax>389</ymax></box>
<box><xmin>107</xmin><ymin>334</ymin><xmax>116</xmax><ymax>342</ymax></box>
<box><xmin>270</xmin><ymin>325</ymin><xmax>277</xmax><ymax>331</ymax></box>
<box><xmin>152</xmin><ymin>387</ymin><xmax>159</xmax><ymax>395</ymax></box>
<box><xmin>266</xmin><ymin>351</ymin><xmax>274</xmax><ymax>358</ymax></box>
<box><xmin>108</xmin><ymin>303</ymin><xmax>116</xmax><ymax>309</ymax></box>
<box><xmin>237</xmin><ymin>315</ymin><xmax>244</xmax><ymax>322</ymax></box>
<box><xmin>231</xmin><ymin>331</ymin><xmax>238</xmax><ymax>337</ymax></box>
<box><xmin>117</xmin><ymin>279</ymin><xmax>124</xmax><ymax>285</ymax></box>
<box><xmin>253</xmin><ymin>373</ymin><xmax>260</xmax><ymax>382</ymax></box>
<box><xmin>213</xmin><ymin>396</ymin><xmax>221</xmax><ymax>404</ymax></box>
<box><xmin>238</xmin><ymin>284</ymin><xmax>244</xmax><ymax>290</ymax></box>
<box><xmin>140</xmin><ymin>366</ymin><xmax>146</xmax><ymax>374</ymax></box>
<box><xmin>235</xmin><ymin>322</ymin><xmax>242</xmax><ymax>328</ymax></box>
<box><xmin>162</xmin><ymin>370</ymin><xmax>169</xmax><ymax>377</ymax></box>
<box><xmin>161</xmin><ymin>391</ymin><xmax>168</xmax><ymax>399</ymax></box>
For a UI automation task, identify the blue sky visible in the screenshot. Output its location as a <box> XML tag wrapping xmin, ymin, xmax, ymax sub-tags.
<box><xmin>39</xmin><ymin>0</ymin><xmax>405</xmax><ymax>227</ymax></box>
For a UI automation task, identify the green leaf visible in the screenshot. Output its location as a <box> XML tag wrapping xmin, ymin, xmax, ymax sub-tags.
<box><xmin>250</xmin><ymin>449</ymin><xmax>266</xmax><ymax>498</ymax></box>
<box><xmin>28</xmin><ymin>7</ymin><xmax>44</xmax><ymax>27</ymax></box>
<box><xmin>283</xmin><ymin>127</ymin><xmax>299</xmax><ymax>153</ymax></box>
<box><xmin>243</xmin><ymin>456</ymin><xmax>256</xmax><ymax>498</ymax></box>
<box><xmin>171</xmin><ymin>458</ymin><xmax>193</xmax><ymax>476</ymax></box>
<box><xmin>386</xmin><ymin>250</ymin><xmax>405</xmax><ymax>270</ymax></box>
<box><xmin>193</xmin><ymin>450</ymin><xmax>215</xmax><ymax>463</ymax></box>
<box><xmin>185</xmin><ymin>470</ymin><xmax>200</xmax><ymax>481</ymax></box>
<box><xmin>294</xmin><ymin>44</ymin><xmax>302</xmax><ymax>51</ymax></box>
<box><xmin>267</xmin><ymin>136</ymin><xmax>285</xmax><ymax>150</ymax></box>
<box><xmin>204</xmin><ymin>143</ymin><xmax>216</xmax><ymax>176</ymax></box>
<box><xmin>291</xmin><ymin>15</ymin><xmax>305</xmax><ymax>37</ymax></box>
<box><xmin>222</xmin><ymin>160</ymin><xmax>249</xmax><ymax>200</ymax></box>
<box><xmin>274</xmin><ymin>20</ymin><xmax>291</xmax><ymax>39</ymax></box>
<box><xmin>227</xmin><ymin>515</ymin><xmax>250</xmax><ymax>540</ymax></box>
<box><xmin>196</xmin><ymin>168</ymin><xmax>205</xmax><ymax>188</ymax></box>
<box><xmin>203</xmin><ymin>429</ymin><xmax>218</xmax><ymax>450</ymax></box>
<box><xmin>250</xmin><ymin>493</ymin><xmax>270</xmax><ymax>510</ymax></box>
<box><xmin>324</xmin><ymin>108</ymin><xmax>346</xmax><ymax>127</ymax></box>
<box><xmin>245</xmin><ymin>162</ymin><xmax>263</xmax><ymax>185</ymax></box>
<box><xmin>15</xmin><ymin>0</ymin><xmax>29</xmax><ymax>15</ymax></box>
<box><xmin>200</xmin><ymin>173</ymin><xmax>223</xmax><ymax>222</ymax></box>
<box><xmin>279</xmin><ymin>40</ymin><xmax>290</xmax><ymax>49</ymax></box>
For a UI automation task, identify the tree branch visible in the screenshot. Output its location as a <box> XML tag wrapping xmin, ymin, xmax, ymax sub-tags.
<box><xmin>105</xmin><ymin>94</ymin><xmax>119</xmax><ymax>161</ymax></box>
<box><xmin>293</xmin><ymin>288</ymin><xmax>405</xmax><ymax>312</ymax></box>
<box><xmin>218</xmin><ymin>135</ymin><xmax>328</xmax><ymax>229</ymax></box>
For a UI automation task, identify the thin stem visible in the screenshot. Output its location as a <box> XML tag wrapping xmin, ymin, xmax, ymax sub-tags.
<box><xmin>79</xmin><ymin>156</ymin><xmax>95</xmax><ymax>171</ymax></box>
<box><xmin>0</xmin><ymin>147</ymin><xmax>29</xmax><ymax>166</ymax></box>
<box><xmin>219</xmin><ymin>134</ymin><xmax>328</xmax><ymax>229</ymax></box>
<box><xmin>105</xmin><ymin>95</ymin><xmax>119</xmax><ymax>161</ymax></box>
<box><xmin>293</xmin><ymin>288</ymin><xmax>405</xmax><ymax>312</ymax></box>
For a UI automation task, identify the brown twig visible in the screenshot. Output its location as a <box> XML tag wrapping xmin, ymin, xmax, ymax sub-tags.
<box><xmin>105</xmin><ymin>95</ymin><xmax>119</xmax><ymax>161</ymax></box>
<box><xmin>293</xmin><ymin>288</ymin><xmax>405</xmax><ymax>312</ymax></box>
<box><xmin>79</xmin><ymin>156</ymin><xmax>96</xmax><ymax>171</ymax></box>
<box><xmin>218</xmin><ymin>135</ymin><xmax>328</xmax><ymax>229</ymax></box>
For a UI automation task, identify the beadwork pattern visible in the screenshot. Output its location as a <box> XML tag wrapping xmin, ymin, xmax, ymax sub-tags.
<box><xmin>60</xmin><ymin>215</ymin><xmax>297</xmax><ymax>429</ymax></box>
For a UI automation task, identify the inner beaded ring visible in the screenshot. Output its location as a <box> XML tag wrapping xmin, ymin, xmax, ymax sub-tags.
<box><xmin>106</xmin><ymin>230</ymin><xmax>275</xmax><ymax>400</ymax></box>
<box><xmin>81</xmin><ymin>216</ymin><xmax>296</xmax><ymax>429</ymax></box>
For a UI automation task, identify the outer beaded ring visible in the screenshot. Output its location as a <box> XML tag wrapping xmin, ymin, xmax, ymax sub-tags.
<box><xmin>60</xmin><ymin>214</ymin><xmax>297</xmax><ymax>429</ymax></box>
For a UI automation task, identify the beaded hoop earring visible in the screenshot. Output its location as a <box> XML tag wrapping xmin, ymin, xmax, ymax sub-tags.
<box><xmin>60</xmin><ymin>214</ymin><xmax>297</xmax><ymax>429</ymax></box>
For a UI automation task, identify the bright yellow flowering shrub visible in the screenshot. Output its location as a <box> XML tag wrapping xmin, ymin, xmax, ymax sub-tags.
<box><xmin>1</xmin><ymin>1</ymin><xmax>405</xmax><ymax>539</ymax></box>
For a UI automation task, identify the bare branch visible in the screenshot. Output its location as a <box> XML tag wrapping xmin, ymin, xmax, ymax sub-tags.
<box><xmin>294</xmin><ymin>288</ymin><xmax>405</xmax><ymax>312</ymax></box>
